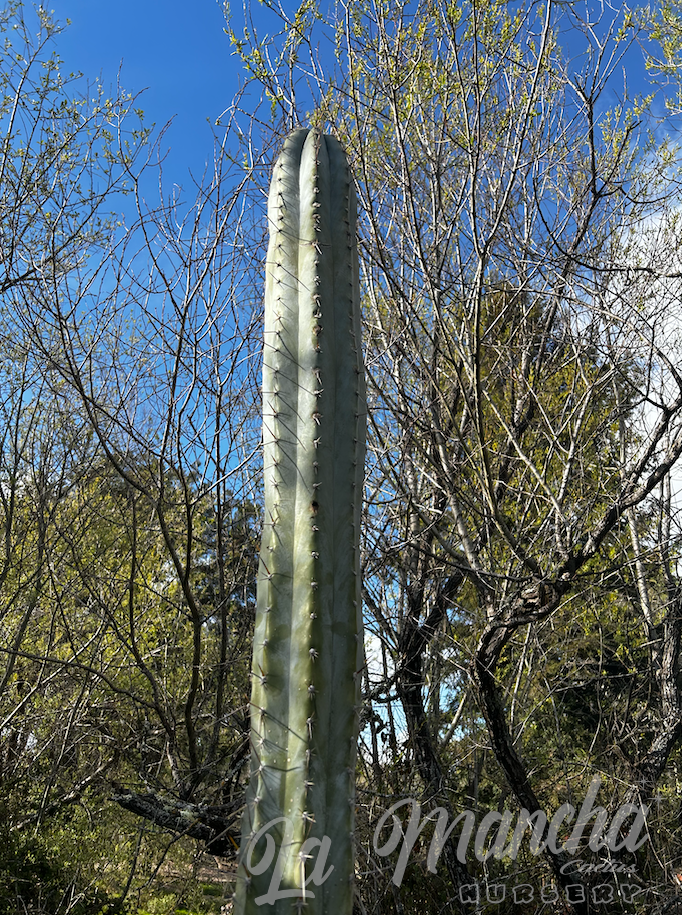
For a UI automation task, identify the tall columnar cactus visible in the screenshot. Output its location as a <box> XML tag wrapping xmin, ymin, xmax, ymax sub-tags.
<box><xmin>234</xmin><ymin>128</ymin><xmax>366</xmax><ymax>915</ymax></box>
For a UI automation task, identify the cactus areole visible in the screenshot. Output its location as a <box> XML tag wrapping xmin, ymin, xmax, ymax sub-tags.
<box><xmin>234</xmin><ymin>128</ymin><xmax>366</xmax><ymax>914</ymax></box>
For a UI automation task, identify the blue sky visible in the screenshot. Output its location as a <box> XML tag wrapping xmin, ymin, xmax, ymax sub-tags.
<box><xmin>50</xmin><ymin>0</ymin><xmax>256</xmax><ymax>187</ymax></box>
<box><xmin>46</xmin><ymin>1</ymin><xmax>669</xmax><ymax>194</ymax></box>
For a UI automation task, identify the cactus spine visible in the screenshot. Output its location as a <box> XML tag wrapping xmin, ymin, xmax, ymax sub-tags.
<box><xmin>234</xmin><ymin>128</ymin><xmax>366</xmax><ymax>915</ymax></box>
